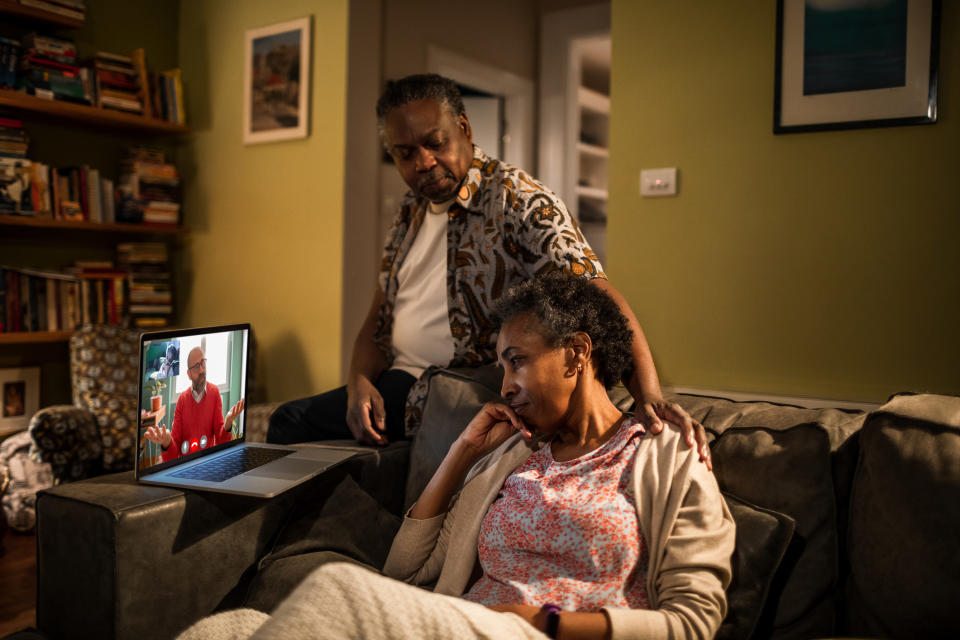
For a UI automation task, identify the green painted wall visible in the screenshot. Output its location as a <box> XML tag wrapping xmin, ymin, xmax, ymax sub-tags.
<box><xmin>608</xmin><ymin>1</ymin><xmax>959</xmax><ymax>402</ymax></box>
<box><xmin>177</xmin><ymin>0</ymin><xmax>348</xmax><ymax>403</ymax></box>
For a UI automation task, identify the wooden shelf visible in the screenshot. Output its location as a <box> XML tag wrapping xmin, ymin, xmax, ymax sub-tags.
<box><xmin>0</xmin><ymin>214</ymin><xmax>182</xmax><ymax>234</ymax></box>
<box><xmin>576</xmin><ymin>185</ymin><xmax>608</xmax><ymax>201</ymax></box>
<box><xmin>0</xmin><ymin>330</ymin><xmax>71</xmax><ymax>344</ymax></box>
<box><xmin>0</xmin><ymin>0</ymin><xmax>84</xmax><ymax>29</ymax></box>
<box><xmin>578</xmin><ymin>86</ymin><xmax>610</xmax><ymax>115</ymax></box>
<box><xmin>577</xmin><ymin>141</ymin><xmax>609</xmax><ymax>159</ymax></box>
<box><xmin>0</xmin><ymin>89</ymin><xmax>188</xmax><ymax>134</ymax></box>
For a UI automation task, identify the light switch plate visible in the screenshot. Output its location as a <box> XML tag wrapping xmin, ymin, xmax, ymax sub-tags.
<box><xmin>640</xmin><ymin>168</ymin><xmax>677</xmax><ymax>197</ymax></box>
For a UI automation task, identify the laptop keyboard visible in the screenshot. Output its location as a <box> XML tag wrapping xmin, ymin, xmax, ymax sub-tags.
<box><xmin>171</xmin><ymin>447</ymin><xmax>295</xmax><ymax>483</ymax></box>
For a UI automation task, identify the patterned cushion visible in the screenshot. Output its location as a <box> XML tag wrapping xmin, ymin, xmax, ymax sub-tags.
<box><xmin>70</xmin><ymin>325</ymin><xmax>140</xmax><ymax>471</ymax></box>
<box><xmin>0</xmin><ymin>430</ymin><xmax>54</xmax><ymax>531</ymax></box>
<box><xmin>28</xmin><ymin>406</ymin><xmax>103</xmax><ymax>482</ymax></box>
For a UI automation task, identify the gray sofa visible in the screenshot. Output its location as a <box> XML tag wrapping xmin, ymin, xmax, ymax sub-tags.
<box><xmin>33</xmin><ymin>367</ymin><xmax>960</xmax><ymax>640</ymax></box>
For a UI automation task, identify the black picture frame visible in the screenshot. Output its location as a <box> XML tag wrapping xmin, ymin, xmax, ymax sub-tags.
<box><xmin>774</xmin><ymin>0</ymin><xmax>940</xmax><ymax>134</ymax></box>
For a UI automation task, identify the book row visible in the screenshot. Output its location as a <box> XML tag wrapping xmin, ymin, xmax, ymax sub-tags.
<box><xmin>0</xmin><ymin>30</ymin><xmax>184</xmax><ymax>125</ymax></box>
<box><xmin>0</xmin><ymin>133</ymin><xmax>181</xmax><ymax>225</ymax></box>
<box><xmin>0</xmin><ymin>158</ymin><xmax>116</xmax><ymax>222</ymax></box>
<box><xmin>0</xmin><ymin>266</ymin><xmax>174</xmax><ymax>333</ymax></box>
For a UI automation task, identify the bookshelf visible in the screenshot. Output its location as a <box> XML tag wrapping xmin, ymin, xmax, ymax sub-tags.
<box><xmin>0</xmin><ymin>4</ymin><xmax>186</xmax><ymax>405</ymax></box>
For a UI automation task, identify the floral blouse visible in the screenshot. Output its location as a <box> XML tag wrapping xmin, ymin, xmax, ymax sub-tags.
<box><xmin>463</xmin><ymin>417</ymin><xmax>650</xmax><ymax>611</ymax></box>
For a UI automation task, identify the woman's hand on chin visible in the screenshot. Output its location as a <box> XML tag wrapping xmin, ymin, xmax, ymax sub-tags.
<box><xmin>457</xmin><ymin>402</ymin><xmax>532</xmax><ymax>459</ymax></box>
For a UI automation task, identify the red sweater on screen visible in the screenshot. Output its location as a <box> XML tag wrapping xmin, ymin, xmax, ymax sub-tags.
<box><xmin>162</xmin><ymin>381</ymin><xmax>233</xmax><ymax>462</ymax></box>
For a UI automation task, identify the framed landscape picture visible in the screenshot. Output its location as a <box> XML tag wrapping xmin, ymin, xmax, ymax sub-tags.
<box><xmin>774</xmin><ymin>0</ymin><xmax>940</xmax><ymax>133</ymax></box>
<box><xmin>243</xmin><ymin>16</ymin><xmax>312</xmax><ymax>144</ymax></box>
<box><xmin>0</xmin><ymin>366</ymin><xmax>39</xmax><ymax>435</ymax></box>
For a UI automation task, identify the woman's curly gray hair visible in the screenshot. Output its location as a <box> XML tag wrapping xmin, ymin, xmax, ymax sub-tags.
<box><xmin>492</xmin><ymin>272</ymin><xmax>634</xmax><ymax>388</ymax></box>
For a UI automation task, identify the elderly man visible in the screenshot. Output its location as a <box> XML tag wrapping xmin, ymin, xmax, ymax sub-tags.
<box><xmin>268</xmin><ymin>74</ymin><xmax>708</xmax><ymax>465</ymax></box>
<box><xmin>145</xmin><ymin>346</ymin><xmax>245</xmax><ymax>462</ymax></box>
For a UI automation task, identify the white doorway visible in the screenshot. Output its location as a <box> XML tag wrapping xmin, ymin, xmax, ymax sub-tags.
<box><xmin>427</xmin><ymin>45</ymin><xmax>534</xmax><ymax>172</ymax></box>
<box><xmin>539</xmin><ymin>3</ymin><xmax>611</xmax><ymax>264</ymax></box>
<box><xmin>460</xmin><ymin>89</ymin><xmax>504</xmax><ymax>159</ymax></box>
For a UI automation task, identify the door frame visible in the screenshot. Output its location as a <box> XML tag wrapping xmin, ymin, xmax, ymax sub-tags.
<box><xmin>427</xmin><ymin>45</ymin><xmax>535</xmax><ymax>173</ymax></box>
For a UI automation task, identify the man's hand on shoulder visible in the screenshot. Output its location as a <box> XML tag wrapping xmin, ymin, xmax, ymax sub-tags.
<box><xmin>346</xmin><ymin>375</ymin><xmax>388</xmax><ymax>446</ymax></box>
<box><xmin>637</xmin><ymin>397</ymin><xmax>712</xmax><ymax>471</ymax></box>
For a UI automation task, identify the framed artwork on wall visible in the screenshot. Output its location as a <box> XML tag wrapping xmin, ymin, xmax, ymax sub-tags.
<box><xmin>0</xmin><ymin>366</ymin><xmax>39</xmax><ymax>435</ymax></box>
<box><xmin>774</xmin><ymin>0</ymin><xmax>940</xmax><ymax>134</ymax></box>
<box><xmin>243</xmin><ymin>16</ymin><xmax>312</xmax><ymax>144</ymax></box>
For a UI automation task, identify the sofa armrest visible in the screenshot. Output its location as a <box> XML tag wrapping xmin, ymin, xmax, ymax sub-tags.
<box><xmin>36</xmin><ymin>441</ymin><xmax>410</xmax><ymax>640</ymax></box>
<box><xmin>28</xmin><ymin>404</ymin><xmax>103</xmax><ymax>483</ymax></box>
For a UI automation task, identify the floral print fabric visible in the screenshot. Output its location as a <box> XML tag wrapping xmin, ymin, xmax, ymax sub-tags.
<box><xmin>463</xmin><ymin>417</ymin><xmax>650</xmax><ymax>611</ymax></box>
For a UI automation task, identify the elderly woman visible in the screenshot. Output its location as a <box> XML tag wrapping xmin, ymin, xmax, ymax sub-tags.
<box><xmin>179</xmin><ymin>272</ymin><xmax>734</xmax><ymax>640</ymax></box>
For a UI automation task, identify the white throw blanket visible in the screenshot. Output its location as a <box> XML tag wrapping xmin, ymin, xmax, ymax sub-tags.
<box><xmin>177</xmin><ymin>563</ymin><xmax>547</xmax><ymax>640</ymax></box>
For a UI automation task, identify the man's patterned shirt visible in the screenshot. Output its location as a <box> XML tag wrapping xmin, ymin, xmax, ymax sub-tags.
<box><xmin>374</xmin><ymin>146</ymin><xmax>605</xmax><ymax>433</ymax></box>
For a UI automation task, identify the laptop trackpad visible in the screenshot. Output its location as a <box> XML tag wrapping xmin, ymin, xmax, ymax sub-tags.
<box><xmin>246</xmin><ymin>458</ymin><xmax>327</xmax><ymax>480</ymax></box>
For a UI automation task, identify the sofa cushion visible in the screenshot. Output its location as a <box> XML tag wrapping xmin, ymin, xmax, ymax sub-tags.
<box><xmin>669</xmin><ymin>392</ymin><xmax>864</xmax><ymax>640</ymax></box>
<box><xmin>245</xmin><ymin>473</ymin><xmax>400</xmax><ymax>612</ymax></box>
<box><xmin>403</xmin><ymin>367</ymin><xmax>503</xmax><ymax>511</ymax></box>
<box><xmin>717</xmin><ymin>493</ymin><xmax>796</xmax><ymax>640</ymax></box>
<box><xmin>243</xmin><ymin>442</ymin><xmax>409</xmax><ymax>613</ymax></box>
<box><xmin>845</xmin><ymin>393</ymin><xmax>960</xmax><ymax>639</ymax></box>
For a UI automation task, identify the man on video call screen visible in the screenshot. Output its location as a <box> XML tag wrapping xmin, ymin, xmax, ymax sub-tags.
<box><xmin>139</xmin><ymin>329</ymin><xmax>247</xmax><ymax>469</ymax></box>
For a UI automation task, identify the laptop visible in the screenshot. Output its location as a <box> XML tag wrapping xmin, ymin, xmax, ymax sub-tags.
<box><xmin>135</xmin><ymin>323</ymin><xmax>357</xmax><ymax>498</ymax></box>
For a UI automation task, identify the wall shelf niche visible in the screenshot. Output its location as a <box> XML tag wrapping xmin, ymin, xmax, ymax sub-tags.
<box><xmin>0</xmin><ymin>89</ymin><xmax>188</xmax><ymax>134</ymax></box>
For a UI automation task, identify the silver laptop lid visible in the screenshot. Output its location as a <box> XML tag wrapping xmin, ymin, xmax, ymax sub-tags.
<box><xmin>135</xmin><ymin>323</ymin><xmax>250</xmax><ymax>479</ymax></box>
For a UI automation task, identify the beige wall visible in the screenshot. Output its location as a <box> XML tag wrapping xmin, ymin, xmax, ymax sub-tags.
<box><xmin>608</xmin><ymin>1</ymin><xmax>959</xmax><ymax>402</ymax></box>
<box><xmin>341</xmin><ymin>0</ymin><xmax>384</xmax><ymax>379</ymax></box>
<box><xmin>178</xmin><ymin>0</ymin><xmax>349</xmax><ymax>402</ymax></box>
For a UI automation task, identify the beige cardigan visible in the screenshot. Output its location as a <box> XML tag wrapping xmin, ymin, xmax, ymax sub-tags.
<box><xmin>383</xmin><ymin>424</ymin><xmax>735</xmax><ymax>640</ymax></box>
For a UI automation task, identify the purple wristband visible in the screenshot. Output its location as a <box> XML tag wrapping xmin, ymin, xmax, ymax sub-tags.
<box><xmin>541</xmin><ymin>603</ymin><xmax>562</xmax><ymax>638</ymax></box>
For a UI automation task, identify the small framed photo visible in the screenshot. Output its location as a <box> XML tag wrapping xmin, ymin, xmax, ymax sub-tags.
<box><xmin>243</xmin><ymin>16</ymin><xmax>312</xmax><ymax>144</ymax></box>
<box><xmin>774</xmin><ymin>0</ymin><xmax>940</xmax><ymax>134</ymax></box>
<box><xmin>0</xmin><ymin>367</ymin><xmax>40</xmax><ymax>436</ymax></box>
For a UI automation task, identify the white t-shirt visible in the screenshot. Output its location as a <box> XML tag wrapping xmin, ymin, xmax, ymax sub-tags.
<box><xmin>391</xmin><ymin>199</ymin><xmax>455</xmax><ymax>378</ymax></box>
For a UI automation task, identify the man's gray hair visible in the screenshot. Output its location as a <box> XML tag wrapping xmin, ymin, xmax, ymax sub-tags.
<box><xmin>375</xmin><ymin>74</ymin><xmax>465</xmax><ymax>145</ymax></box>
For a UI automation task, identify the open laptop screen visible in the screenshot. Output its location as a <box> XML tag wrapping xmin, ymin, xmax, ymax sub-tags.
<box><xmin>136</xmin><ymin>323</ymin><xmax>249</xmax><ymax>476</ymax></box>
